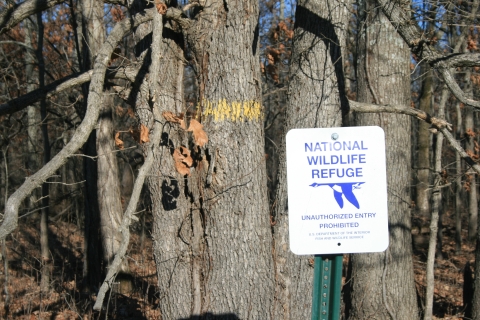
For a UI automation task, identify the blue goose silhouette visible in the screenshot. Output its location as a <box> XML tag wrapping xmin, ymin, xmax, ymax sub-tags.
<box><xmin>310</xmin><ymin>182</ymin><xmax>365</xmax><ymax>209</ymax></box>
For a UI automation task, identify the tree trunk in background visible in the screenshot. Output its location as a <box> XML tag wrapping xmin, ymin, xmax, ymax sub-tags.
<box><xmin>424</xmin><ymin>86</ymin><xmax>448</xmax><ymax>320</ymax></box>
<box><xmin>272</xmin><ymin>0</ymin><xmax>348</xmax><ymax>318</ymax></box>
<box><xmin>97</xmin><ymin>95</ymin><xmax>131</xmax><ymax>292</ymax></box>
<box><xmin>80</xmin><ymin>0</ymin><xmax>125</xmax><ymax>281</ymax></box>
<box><xmin>458</xmin><ymin>34</ymin><xmax>477</xmax><ymax>243</ymax></box>
<box><xmin>455</xmin><ymin>102</ymin><xmax>463</xmax><ymax>252</ymax></box>
<box><xmin>345</xmin><ymin>1</ymin><xmax>419</xmax><ymax>319</ymax></box>
<box><xmin>416</xmin><ymin>65</ymin><xmax>432</xmax><ymax>221</ymax></box>
<box><xmin>79</xmin><ymin>0</ymin><xmax>104</xmax><ymax>290</ymax></box>
<box><xmin>24</xmin><ymin>19</ymin><xmax>40</xmax><ymax>212</ymax></box>
<box><xmin>34</xmin><ymin>12</ymin><xmax>51</xmax><ymax>294</ymax></box>
<box><xmin>465</xmin><ymin>99</ymin><xmax>477</xmax><ymax>243</ymax></box>
<box><xmin>149</xmin><ymin>1</ymin><xmax>275</xmax><ymax>318</ymax></box>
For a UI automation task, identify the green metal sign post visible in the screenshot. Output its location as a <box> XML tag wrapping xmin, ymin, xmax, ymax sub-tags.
<box><xmin>311</xmin><ymin>254</ymin><xmax>343</xmax><ymax>320</ymax></box>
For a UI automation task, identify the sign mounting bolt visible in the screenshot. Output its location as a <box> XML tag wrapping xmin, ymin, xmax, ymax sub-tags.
<box><xmin>331</xmin><ymin>133</ymin><xmax>339</xmax><ymax>140</ymax></box>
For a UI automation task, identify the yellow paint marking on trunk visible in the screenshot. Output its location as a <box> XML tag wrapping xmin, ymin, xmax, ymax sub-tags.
<box><xmin>199</xmin><ymin>99</ymin><xmax>262</xmax><ymax>122</ymax></box>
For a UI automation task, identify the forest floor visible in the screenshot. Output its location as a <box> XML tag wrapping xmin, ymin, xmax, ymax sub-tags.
<box><xmin>0</xmin><ymin>210</ymin><xmax>473</xmax><ymax>320</ymax></box>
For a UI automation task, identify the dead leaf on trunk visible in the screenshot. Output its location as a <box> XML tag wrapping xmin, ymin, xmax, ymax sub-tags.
<box><xmin>187</xmin><ymin>119</ymin><xmax>208</xmax><ymax>147</ymax></box>
<box><xmin>127</xmin><ymin>107</ymin><xmax>135</xmax><ymax>118</ymax></box>
<box><xmin>129</xmin><ymin>126</ymin><xmax>140</xmax><ymax>142</ymax></box>
<box><xmin>115</xmin><ymin>105</ymin><xmax>124</xmax><ymax>117</ymax></box>
<box><xmin>140</xmin><ymin>124</ymin><xmax>150</xmax><ymax>143</ymax></box>
<box><xmin>129</xmin><ymin>124</ymin><xmax>150</xmax><ymax>144</ymax></box>
<box><xmin>162</xmin><ymin>111</ymin><xmax>186</xmax><ymax>129</ymax></box>
<box><xmin>155</xmin><ymin>0</ymin><xmax>167</xmax><ymax>14</ymax></box>
<box><xmin>173</xmin><ymin>148</ymin><xmax>191</xmax><ymax>176</ymax></box>
<box><xmin>178</xmin><ymin>146</ymin><xmax>194</xmax><ymax>167</ymax></box>
<box><xmin>115</xmin><ymin>132</ymin><xmax>124</xmax><ymax>150</ymax></box>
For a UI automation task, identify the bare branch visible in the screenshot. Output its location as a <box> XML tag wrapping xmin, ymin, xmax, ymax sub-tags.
<box><xmin>165</xmin><ymin>7</ymin><xmax>192</xmax><ymax>29</ymax></box>
<box><xmin>349</xmin><ymin>100</ymin><xmax>452</xmax><ymax>130</ymax></box>
<box><xmin>439</xmin><ymin>127</ymin><xmax>480</xmax><ymax>176</ymax></box>
<box><xmin>0</xmin><ymin>66</ymin><xmax>143</xmax><ymax>116</ymax></box>
<box><xmin>0</xmin><ymin>71</ymin><xmax>92</xmax><ymax>116</ymax></box>
<box><xmin>0</xmin><ymin>40</ymin><xmax>35</xmax><ymax>51</ymax></box>
<box><xmin>0</xmin><ymin>0</ymin><xmax>65</xmax><ymax>35</ymax></box>
<box><xmin>376</xmin><ymin>0</ymin><xmax>480</xmax><ymax>109</ymax></box>
<box><xmin>0</xmin><ymin>9</ymin><xmax>155</xmax><ymax>241</ymax></box>
<box><xmin>349</xmin><ymin>100</ymin><xmax>480</xmax><ymax>175</ymax></box>
<box><xmin>438</xmin><ymin>53</ymin><xmax>480</xmax><ymax>68</ymax></box>
<box><xmin>0</xmin><ymin>0</ymin><xmax>137</xmax><ymax>36</ymax></box>
<box><xmin>437</xmin><ymin>67</ymin><xmax>480</xmax><ymax>109</ymax></box>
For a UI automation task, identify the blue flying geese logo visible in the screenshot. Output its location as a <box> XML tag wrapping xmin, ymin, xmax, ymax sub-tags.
<box><xmin>309</xmin><ymin>182</ymin><xmax>365</xmax><ymax>209</ymax></box>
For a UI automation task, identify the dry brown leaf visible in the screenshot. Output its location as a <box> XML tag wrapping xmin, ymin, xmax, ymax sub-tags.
<box><xmin>115</xmin><ymin>105</ymin><xmax>124</xmax><ymax>117</ymax></box>
<box><xmin>127</xmin><ymin>107</ymin><xmax>135</xmax><ymax>118</ymax></box>
<box><xmin>111</xmin><ymin>6</ymin><xmax>125</xmax><ymax>22</ymax></box>
<box><xmin>179</xmin><ymin>146</ymin><xmax>194</xmax><ymax>167</ymax></box>
<box><xmin>267</xmin><ymin>53</ymin><xmax>275</xmax><ymax>64</ymax></box>
<box><xmin>129</xmin><ymin>126</ymin><xmax>140</xmax><ymax>142</ymax></box>
<box><xmin>140</xmin><ymin>124</ymin><xmax>150</xmax><ymax>143</ymax></box>
<box><xmin>162</xmin><ymin>111</ymin><xmax>182</xmax><ymax>123</ymax></box>
<box><xmin>155</xmin><ymin>0</ymin><xmax>167</xmax><ymax>14</ymax></box>
<box><xmin>173</xmin><ymin>148</ymin><xmax>191</xmax><ymax>176</ymax></box>
<box><xmin>466</xmin><ymin>128</ymin><xmax>476</xmax><ymax>138</ymax></box>
<box><xmin>162</xmin><ymin>111</ymin><xmax>187</xmax><ymax>129</ymax></box>
<box><xmin>187</xmin><ymin>119</ymin><xmax>208</xmax><ymax>147</ymax></box>
<box><xmin>115</xmin><ymin>132</ymin><xmax>124</xmax><ymax>150</ymax></box>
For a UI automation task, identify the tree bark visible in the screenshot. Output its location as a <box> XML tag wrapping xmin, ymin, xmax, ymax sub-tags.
<box><xmin>149</xmin><ymin>1</ymin><xmax>275</xmax><ymax>318</ymax></box>
<box><xmin>78</xmin><ymin>0</ymin><xmax>104</xmax><ymax>290</ymax></box>
<box><xmin>81</xmin><ymin>0</ymin><xmax>131</xmax><ymax>291</ymax></box>
<box><xmin>416</xmin><ymin>65</ymin><xmax>432</xmax><ymax>220</ymax></box>
<box><xmin>272</xmin><ymin>1</ymin><xmax>348</xmax><ymax>318</ymax></box>
<box><xmin>465</xmin><ymin>101</ymin><xmax>477</xmax><ymax>243</ymax></box>
<box><xmin>346</xmin><ymin>1</ymin><xmax>419</xmax><ymax>319</ymax></box>
<box><xmin>34</xmin><ymin>11</ymin><xmax>52</xmax><ymax>294</ymax></box>
<box><xmin>97</xmin><ymin>97</ymin><xmax>131</xmax><ymax>290</ymax></box>
<box><xmin>24</xmin><ymin>18</ymin><xmax>40</xmax><ymax>212</ymax></box>
<box><xmin>455</xmin><ymin>101</ymin><xmax>463</xmax><ymax>252</ymax></box>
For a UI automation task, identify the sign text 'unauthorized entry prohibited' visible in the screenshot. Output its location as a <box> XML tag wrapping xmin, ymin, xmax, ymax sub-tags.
<box><xmin>286</xmin><ymin>126</ymin><xmax>389</xmax><ymax>255</ymax></box>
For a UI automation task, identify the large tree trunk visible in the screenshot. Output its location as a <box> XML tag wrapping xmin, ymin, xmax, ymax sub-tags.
<box><xmin>345</xmin><ymin>1</ymin><xmax>419</xmax><ymax>319</ymax></box>
<box><xmin>272</xmin><ymin>0</ymin><xmax>349</xmax><ymax>318</ymax></box>
<box><xmin>148</xmin><ymin>1</ymin><xmax>275</xmax><ymax>318</ymax></box>
<box><xmin>143</xmin><ymin>14</ymin><xmax>194</xmax><ymax>319</ymax></box>
<box><xmin>196</xmin><ymin>1</ymin><xmax>275</xmax><ymax>316</ymax></box>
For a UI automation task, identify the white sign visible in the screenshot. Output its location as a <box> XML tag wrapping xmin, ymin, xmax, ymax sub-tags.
<box><xmin>286</xmin><ymin>126</ymin><xmax>389</xmax><ymax>255</ymax></box>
